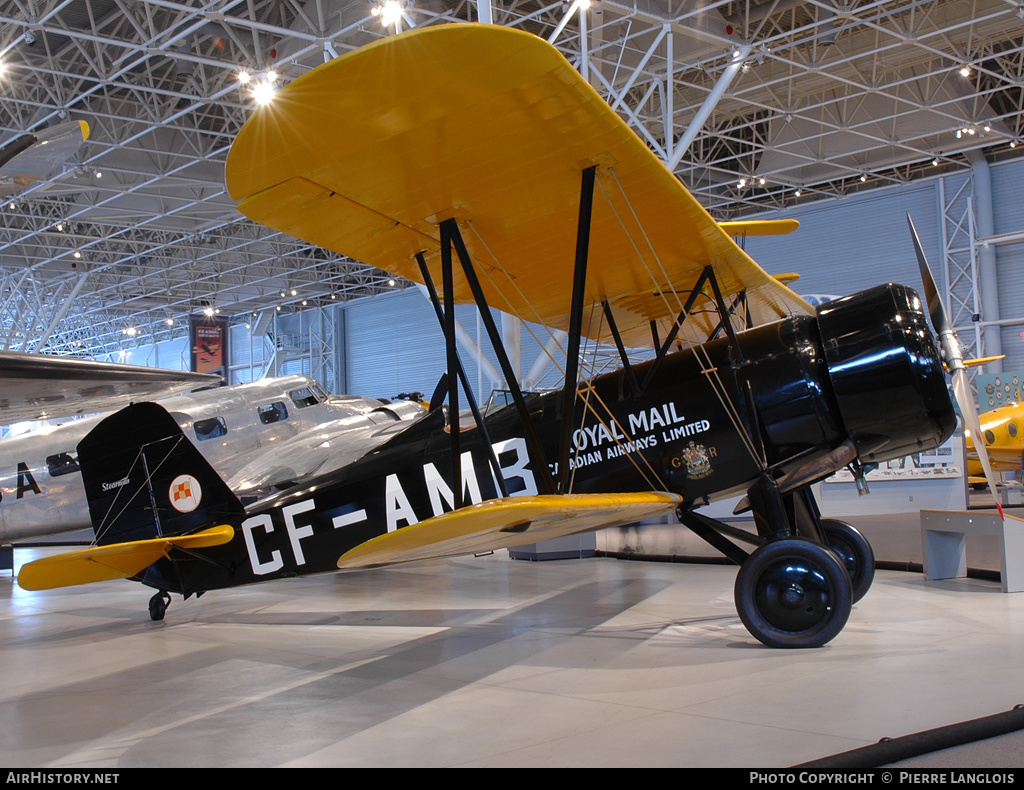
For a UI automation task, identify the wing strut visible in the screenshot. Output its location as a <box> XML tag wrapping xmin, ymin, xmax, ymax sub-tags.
<box><xmin>438</xmin><ymin>218</ymin><xmax>557</xmax><ymax>496</ymax></box>
<box><xmin>415</xmin><ymin>251</ymin><xmax>509</xmax><ymax>499</ymax></box>
<box><xmin>557</xmin><ymin>165</ymin><xmax>597</xmax><ymax>493</ymax></box>
<box><xmin>641</xmin><ymin>266</ymin><xmax>715</xmax><ymax>390</ymax></box>
<box><xmin>440</xmin><ymin>220</ymin><xmax>464</xmax><ymax>508</ymax></box>
<box><xmin>708</xmin><ymin>290</ymin><xmax>752</xmax><ymax>340</ymax></box>
<box><xmin>601</xmin><ymin>300</ymin><xmax>639</xmax><ymax>396</ymax></box>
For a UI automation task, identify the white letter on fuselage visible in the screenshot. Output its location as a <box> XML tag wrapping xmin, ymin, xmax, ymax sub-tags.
<box><xmin>385</xmin><ymin>474</ymin><xmax>418</xmax><ymax>532</ymax></box>
<box><xmin>423</xmin><ymin>452</ymin><xmax>484</xmax><ymax>515</ymax></box>
<box><xmin>242</xmin><ymin>513</ymin><xmax>284</xmax><ymax>575</ymax></box>
<box><xmin>492</xmin><ymin>437</ymin><xmax>538</xmax><ymax>496</ymax></box>
<box><xmin>282</xmin><ymin>500</ymin><xmax>316</xmax><ymax>566</ymax></box>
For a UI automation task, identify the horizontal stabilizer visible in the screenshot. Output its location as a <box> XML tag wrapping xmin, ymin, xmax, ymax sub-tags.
<box><xmin>337</xmin><ymin>492</ymin><xmax>681</xmax><ymax>569</ymax></box>
<box><xmin>17</xmin><ymin>525</ymin><xmax>234</xmax><ymax>591</ymax></box>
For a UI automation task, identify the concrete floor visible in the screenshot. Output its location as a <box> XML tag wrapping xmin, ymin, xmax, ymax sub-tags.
<box><xmin>2</xmin><ymin>541</ymin><xmax>1023</xmax><ymax>768</ymax></box>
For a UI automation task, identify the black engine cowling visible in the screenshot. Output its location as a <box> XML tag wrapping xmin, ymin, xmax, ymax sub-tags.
<box><xmin>816</xmin><ymin>283</ymin><xmax>956</xmax><ymax>464</ymax></box>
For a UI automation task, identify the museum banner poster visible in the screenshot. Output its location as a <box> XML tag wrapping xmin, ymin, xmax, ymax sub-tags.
<box><xmin>189</xmin><ymin>314</ymin><xmax>229</xmax><ymax>380</ymax></box>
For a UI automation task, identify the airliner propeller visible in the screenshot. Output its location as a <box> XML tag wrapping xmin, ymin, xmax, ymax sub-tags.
<box><xmin>907</xmin><ymin>214</ymin><xmax>1004</xmax><ymax>517</ymax></box>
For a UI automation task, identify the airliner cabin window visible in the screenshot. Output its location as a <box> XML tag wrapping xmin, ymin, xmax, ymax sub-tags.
<box><xmin>46</xmin><ymin>453</ymin><xmax>80</xmax><ymax>477</ymax></box>
<box><xmin>289</xmin><ymin>387</ymin><xmax>318</xmax><ymax>408</ymax></box>
<box><xmin>258</xmin><ymin>402</ymin><xmax>288</xmax><ymax>424</ymax></box>
<box><xmin>194</xmin><ymin>416</ymin><xmax>228</xmax><ymax>441</ymax></box>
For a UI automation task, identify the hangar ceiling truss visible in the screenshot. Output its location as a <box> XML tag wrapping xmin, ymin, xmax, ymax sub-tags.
<box><xmin>0</xmin><ymin>0</ymin><xmax>1021</xmax><ymax>357</ymax></box>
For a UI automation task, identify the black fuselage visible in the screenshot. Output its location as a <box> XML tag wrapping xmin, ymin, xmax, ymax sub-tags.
<box><xmin>91</xmin><ymin>283</ymin><xmax>953</xmax><ymax>597</ymax></box>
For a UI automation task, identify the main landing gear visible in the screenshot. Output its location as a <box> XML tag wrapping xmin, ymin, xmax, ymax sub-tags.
<box><xmin>679</xmin><ymin>479</ymin><xmax>875</xmax><ymax>648</ymax></box>
<box><xmin>820</xmin><ymin>518</ymin><xmax>875</xmax><ymax>604</ymax></box>
<box><xmin>734</xmin><ymin>537</ymin><xmax>852</xmax><ymax>649</ymax></box>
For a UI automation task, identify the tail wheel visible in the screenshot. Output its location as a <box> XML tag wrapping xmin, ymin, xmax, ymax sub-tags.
<box><xmin>734</xmin><ymin>538</ymin><xmax>852</xmax><ymax>649</ymax></box>
<box><xmin>821</xmin><ymin>519</ymin><xmax>875</xmax><ymax>603</ymax></box>
<box><xmin>148</xmin><ymin>591</ymin><xmax>171</xmax><ymax>621</ymax></box>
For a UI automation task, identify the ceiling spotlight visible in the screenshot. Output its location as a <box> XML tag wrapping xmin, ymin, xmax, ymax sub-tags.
<box><xmin>266</xmin><ymin>70</ymin><xmax>278</xmax><ymax>82</ymax></box>
<box><xmin>388</xmin><ymin>279</ymin><xmax>397</xmax><ymax>286</ymax></box>
<box><xmin>933</xmin><ymin>158</ymin><xmax>940</xmax><ymax>166</ymax></box>
<box><xmin>55</xmin><ymin>221</ymin><xmax>63</xmax><ymax>231</ymax></box>
<box><xmin>738</xmin><ymin>177</ymin><xmax>747</xmax><ymax>188</ymax></box>
<box><xmin>290</xmin><ymin>289</ymin><xmax>297</xmax><ymax>296</ymax></box>
<box><xmin>1012</xmin><ymin>140</ymin><xmax>1018</xmax><ymax>149</ymax></box>
<box><xmin>165</xmin><ymin>318</ymin><xmax>174</xmax><ymax>326</ymax></box>
<box><xmin>123</xmin><ymin>326</ymin><xmax>138</xmax><ymax>337</ymax></box>
<box><xmin>960</xmin><ymin>64</ymin><xmax>972</xmax><ymax>78</ymax></box>
<box><xmin>252</xmin><ymin>80</ymin><xmax>275</xmax><ymax>105</ymax></box>
<box><xmin>72</xmin><ymin>250</ymin><xmax>81</xmax><ymax>259</ymax></box>
<box><xmin>758</xmin><ymin>177</ymin><xmax>766</xmax><ymax>186</ymax></box>
<box><xmin>237</xmin><ymin>70</ymin><xmax>252</xmax><ymax>85</ymax></box>
<box><xmin>203</xmin><ymin>306</ymin><xmax>214</xmax><ymax>317</ymax></box>
<box><xmin>794</xmin><ymin>189</ymin><xmax>802</xmax><ymax>197</ymax></box>
<box><xmin>372</xmin><ymin>0</ymin><xmax>404</xmax><ymax>28</ymax></box>
<box><xmin>7</xmin><ymin>202</ymin><xmax>14</xmax><ymax>211</ymax></box>
<box><xmin>860</xmin><ymin>174</ymin><xmax>867</xmax><ymax>182</ymax></box>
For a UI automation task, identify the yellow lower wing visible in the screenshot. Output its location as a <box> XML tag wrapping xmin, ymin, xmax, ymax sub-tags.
<box><xmin>17</xmin><ymin>525</ymin><xmax>235</xmax><ymax>591</ymax></box>
<box><xmin>337</xmin><ymin>492</ymin><xmax>681</xmax><ymax>569</ymax></box>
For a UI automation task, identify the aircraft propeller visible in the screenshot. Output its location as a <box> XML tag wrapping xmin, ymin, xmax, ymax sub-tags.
<box><xmin>906</xmin><ymin>214</ymin><xmax>1004</xmax><ymax>517</ymax></box>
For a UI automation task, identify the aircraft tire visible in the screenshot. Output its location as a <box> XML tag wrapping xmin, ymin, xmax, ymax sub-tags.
<box><xmin>821</xmin><ymin>519</ymin><xmax>875</xmax><ymax>604</ymax></box>
<box><xmin>734</xmin><ymin>537</ymin><xmax>852</xmax><ymax>649</ymax></box>
<box><xmin>148</xmin><ymin>591</ymin><xmax>171</xmax><ymax>621</ymax></box>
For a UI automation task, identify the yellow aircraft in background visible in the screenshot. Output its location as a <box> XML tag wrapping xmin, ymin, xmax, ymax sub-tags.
<box><xmin>967</xmin><ymin>399</ymin><xmax>1024</xmax><ymax>482</ymax></box>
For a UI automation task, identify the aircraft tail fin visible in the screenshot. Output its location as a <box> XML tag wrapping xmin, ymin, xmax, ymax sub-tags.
<box><xmin>77</xmin><ymin>402</ymin><xmax>245</xmax><ymax>546</ymax></box>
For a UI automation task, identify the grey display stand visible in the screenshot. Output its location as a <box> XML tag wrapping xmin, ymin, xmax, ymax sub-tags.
<box><xmin>920</xmin><ymin>509</ymin><xmax>1024</xmax><ymax>592</ymax></box>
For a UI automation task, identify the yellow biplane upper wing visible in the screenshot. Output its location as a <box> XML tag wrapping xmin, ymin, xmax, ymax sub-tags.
<box><xmin>226</xmin><ymin>24</ymin><xmax>811</xmax><ymax>348</ymax></box>
<box><xmin>337</xmin><ymin>492</ymin><xmax>681</xmax><ymax>569</ymax></box>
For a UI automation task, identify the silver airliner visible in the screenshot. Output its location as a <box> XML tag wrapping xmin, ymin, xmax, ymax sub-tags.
<box><xmin>0</xmin><ymin>374</ymin><xmax>423</xmax><ymax>543</ymax></box>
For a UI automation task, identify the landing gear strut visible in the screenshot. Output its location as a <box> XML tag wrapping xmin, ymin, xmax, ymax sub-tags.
<box><xmin>149</xmin><ymin>591</ymin><xmax>171</xmax><ymax>621</ymax></box>
<box><xmin>679</xmin><ymin>479</ymin><xmax>870</xmax><ymax>648</ymax></box>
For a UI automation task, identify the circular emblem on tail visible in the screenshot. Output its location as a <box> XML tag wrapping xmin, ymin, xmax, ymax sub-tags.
<box><xmin>169</xmin><ymin>474</ymin><xmax>202</xmax><ymax>513</ymax></box>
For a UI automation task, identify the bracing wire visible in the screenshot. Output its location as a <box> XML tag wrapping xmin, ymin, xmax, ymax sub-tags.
<box><xmin>602</xmin><ymin>167</ymin><xmax>765</xmax><ymax>469</ymax></box>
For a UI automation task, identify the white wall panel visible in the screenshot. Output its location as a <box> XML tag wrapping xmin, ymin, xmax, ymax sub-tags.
<box><xmin>743</xmin><ymin>183</ymin><xmax>942</xmax><ymax>301</ymax></box>
<box><xmin>989</xmin><ymin>158</ymin><xmax>1024</xmax><ymax>371</ymax></box>
<box><xmin>343</xmin><ymin>286</ymin><xmax>575</xmax><ymax>402</ymax></box>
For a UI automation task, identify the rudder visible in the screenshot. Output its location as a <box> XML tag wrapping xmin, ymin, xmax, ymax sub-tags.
<box><xmin>78</xmin><ymin>402</ymin><xmax>245</xmax><ymax>546</ymax></box>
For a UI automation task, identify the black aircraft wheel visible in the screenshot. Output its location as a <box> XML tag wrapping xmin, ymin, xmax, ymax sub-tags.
<box><xmin>148</xmin><ymin>591</ymin><xmax>171</xmax><ymax>621</ymax></box>
<box><xmin>734</xmin><ymin>538</ymin><xmax>852</xmax><ymax>649</ymax></box>
<box><xmin>821</xmin><ymin>519</ymin><xmax>875</xmax><ymax>604</ymax></box>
